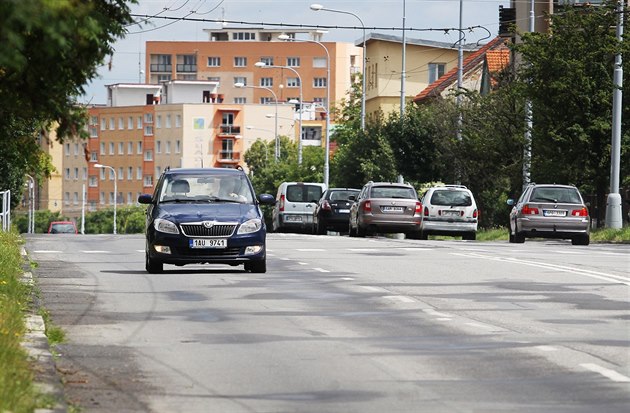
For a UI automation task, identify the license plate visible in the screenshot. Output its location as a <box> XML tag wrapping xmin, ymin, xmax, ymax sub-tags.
<box><xmin>189</xmin><ymin>238</ymin><xmax>227</xmax><ymax>249</ymax></box>
<box><xmin>382</xmin><ymin>206</ymin><xmax>404</xmax><ymax>212</ymax></box>
<box><xmin>543</xmin><ymin>210</ymin><xmax>567</xmax><ymax>217</ymax></box>
<box><xmin>338</xmin><ymin>209</ymin><xmax>350</xmax><ymax>213</ymax></box>
<box><xmin>441</xmin><ymin>210</ymin><xmax>460</xmax><ymax>216</ymax></box>
<box><xmin>284</xmin><ymin>215</ymin><xmax>303</xmax><ymax>222</ymax></box>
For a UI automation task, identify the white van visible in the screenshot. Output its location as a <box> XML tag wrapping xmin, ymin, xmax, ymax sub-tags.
<box><xmin>272</xmin><ymin>182</ymin><xmax>327</xmax><ymax>232</ymax></box>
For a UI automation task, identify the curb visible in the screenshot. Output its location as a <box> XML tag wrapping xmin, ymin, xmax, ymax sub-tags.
<box><xmin>21</xmin><ymin>250</ymin><xmax>68</xmax><ymax>413</ymax></box>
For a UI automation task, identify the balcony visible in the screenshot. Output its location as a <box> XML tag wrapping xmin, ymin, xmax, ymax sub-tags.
<box><xmin>218</xmin><ymin>125</ymin><xmax>241</xmax><ymax>135</ymax></box>
<box><xmin>217</xmin><ymin>151</ymin><xmax>241</xmax><ymax>164</ymax></box>
<box><xmin>176</xmin><ymin>64</ymin><xmax>197</xmax><ymax>73</ymax></box>
<box><xmin>150</xmin><ymin>63</ymin><xmax>172</xmax><ymax>72</ymax></box>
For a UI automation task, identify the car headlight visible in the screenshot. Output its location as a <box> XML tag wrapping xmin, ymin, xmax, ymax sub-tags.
<box><xmin>154</xmin><ymin>218</ymin><xmax>179</xmax><ymax>234</ymax></box>
<box><xmin>238</xmin><ymin>218</ymin><xmax>262</xmax><ymax>234</ymax></box>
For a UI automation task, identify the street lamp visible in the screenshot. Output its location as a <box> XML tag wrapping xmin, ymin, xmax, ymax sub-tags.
<box><xmin>278</xmin><ymin>34</ymin><xmax>331</xmax><ymax>187</ymax></box>
<box><xmin>255</xmin><ymin>61</ymin><xmax>304</xmax><ymax>164</ymax></box>
<box><xmin>310</xmin><ymin>3</ymin><xmax>366</xmax><ymax>131</ymax></box>
<box><xmin>94</xmin><ymin>163</ymin><xmax>117</xmax><ymax>234</ymax></box>
<box><xmin>234</xmin><ymin>82</ymin><xmax>280</xmax><ymax>161</ymax></box>
<box><xmin>25</xmin><ymin>174</ymin><xmax>35</xmax><ymax>234</ymax></box>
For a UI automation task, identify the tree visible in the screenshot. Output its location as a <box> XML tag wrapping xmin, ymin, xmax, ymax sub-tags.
<box><xmin>512</xmin><ymin>1</ymin><xmax>630</xmax><ymax>225</ymax></box>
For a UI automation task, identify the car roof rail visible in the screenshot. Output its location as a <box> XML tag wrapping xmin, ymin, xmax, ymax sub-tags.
<box><xmin>444</xmin><ymin>184</ymin><xmax>467</xmax><ymax>189</ymax></box>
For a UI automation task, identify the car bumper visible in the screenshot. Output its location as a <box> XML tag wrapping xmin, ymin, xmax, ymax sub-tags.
<box><xmin>516</xmin><ymin>217</ymin><xmax>590</xmax><ymax>236</ymax></box>
<box><xmin>359</xmin><ymin>215</ymin><xmax>422</xmax><ymax>233</ymax></box>
<box><xmin>422</xmin><ymin>219</ymin><xmax>478</xmax><ymax>235</ymax></box>
<box><xmin>278</xmin><ymin>213</ymin><xmax>314</xmax><ymax>230</ymax></box>
<box><xmin>148</xmin><ymin>230</ymin><xmax>266</xmax><ymax>265</ymax></box>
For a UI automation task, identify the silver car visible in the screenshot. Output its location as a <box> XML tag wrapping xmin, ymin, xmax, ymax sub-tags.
<box><xmin>507</xmin><ymin>183</ymin><xmax>590</xmax><ymax>245</ymax></box>
<box><xmin>419</xmin><ymin>185</ymin><xmax>478</xmax><ymax>240</ymax></box>
<box><xmin>349</xmin><ymin>181</ymin><xmax>422</xmax><ymax>237</ymax></box>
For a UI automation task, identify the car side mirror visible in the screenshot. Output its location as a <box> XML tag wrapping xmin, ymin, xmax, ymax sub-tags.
<box><xmin>506</xmin><ymin>199</ymin><xmax>515</xmax><ymax>206</ymax></box>
<box><xmin>348</xmin><ymin>195</ymin><xmax>356</xmax><ymax>201</ymax></box>
<box><xmin>585</xmin><ymin>202</ymin><xmax>591</xmax><ymax>208</ymax></box>
<box><xmin>138</xmin><ymin>194</ymin><xmax>153</xmax><ymax>204</ymax></box>
<box><xmin>258</xmin><ymin>193</ymin><xmax>276</xmax><ymax>206</ymax></box>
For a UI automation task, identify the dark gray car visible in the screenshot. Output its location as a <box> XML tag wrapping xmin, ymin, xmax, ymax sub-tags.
<box><xmin>507</xmin><ymin>183</ymin><xmax>590</xmax><ymax>245</ymax></box>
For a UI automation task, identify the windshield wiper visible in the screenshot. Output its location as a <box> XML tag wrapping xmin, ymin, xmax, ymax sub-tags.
<box><xmin>532</xmin><ymin>197</ymin><xmax>559</xmax><ymax>203</ymax></box>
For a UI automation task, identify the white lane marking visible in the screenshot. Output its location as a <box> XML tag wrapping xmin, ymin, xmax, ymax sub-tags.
<box><xmin>81</xmin><ymin>250</ymin><xmax>110</xmax><ymax>254</ymax></box>
<box><xmin>298</xmin><ymin>262</ymin><xmax>308</xmax><ymax>265</ymax></box>
<box><xmin>280</xmin><ymin>257</ymin><xmax>292</xmax><ymax>261</ymax></box>
<box><xmin>436</xmin><ymin>318</ymin><xmax>453</xmax><ymax>321</ymax></box>
<box><xmin>362</xmin><ymin>286</ymin><xmax>387</xmax><ymax>293</ymax></box>
<box><xmin>423</xmin><ymin>309</ymin><xmax>453</xmax><ymax>318</ymax></box>
<box><xmin>580</xmin><ymin>363</ymin><xmax>630</xmax><ymax>383</ymax></box>
<box><xmin>33</xmin><ymin>250</ymin><xmax>63</xmax><ymax>253</ymax></box>
<box><xmin>384</xmin><ymin>295</ymin><xmax>416</xmax><ymax>303</ymax></box>
<box><xmin>553</xmin><ymin>250</ymin><xmax>581</xmax><ymax>254</ymax></box>
<box><xmin>465</xmin><ymin>322</ymin><xmax>498</xmax><ymax>330</ymax></box>
<box><xmin>348</xmin><ymin>248</ymin><xmax>381</xmax><ymax>252</ymax></box>
<box><xmin>399</xmin><ymin>247</ymin><xmax>434</xmax><ymax>251</ymax></box>
<box><xmin>341</xmin><ymin>277</ymin><xmax>355</xmax><ymax>281</ymax></box>
<box><xmin>297</xmin><ymin>248</ymin><xmax>326</xmax><ymax>252</ymax></box>
<box><xmin>136</xmin><ymin>250</ymin><xmax>144</xmax><ymax>253</ymax></box>
<box><xmin>535</xmin><ymin>345</ymin><xmax>559</xmax><ymax>352</ymax></box>
<box><xmin>450</xmin><ymin>252</ymin><xmax>630</xmax><ymax>285</ymax></box>
<box><xmin>313</xmin><ymin>268</ymin><xmax>330</xmax><ymax>273</ymax></box>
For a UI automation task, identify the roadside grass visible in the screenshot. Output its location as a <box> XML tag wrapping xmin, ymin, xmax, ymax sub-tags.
<box><xmin>474</xmin><ymin>226</ymin><xmax>630</xmax><ymax>243</ymax></box>
<box><xmin>0</xmin><ymin>231</ymin><xmax>37</xmax><ymax>413</ymax></box>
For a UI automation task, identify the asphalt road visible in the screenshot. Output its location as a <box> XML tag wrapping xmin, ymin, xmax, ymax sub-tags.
<box><xmin>25</xmin><ymin>233</ymin><xmax>630</xmax><ymax>413</ymax></box>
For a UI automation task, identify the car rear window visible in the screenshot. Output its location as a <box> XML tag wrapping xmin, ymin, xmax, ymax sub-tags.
<box><xmin>286</xmin><ymin>185</ymin><xmax>323</xmax><ymax>202</ymax></box>
<box><xmin>329</xmin><ymin>190</ymin><xmax>359</xmax><ymax>201</ymax></box>
<box><xmin>430</xmin><ymin>190</ymin><xmax>472</xmax><ymax>206</ymax></box>
<box><xmin>50</xmin><ymin>223</ymin><xmax>75</xmax><ymax>233</ymax></box>
<box><xmin>530</xmin><ymin>187</ymin><xmax>581</xmax><ymax>204</ymax></box>
<box><xmin>371</xmin><ymin>186</ymin><xmax>416</xmax><ymax>199</ymax></box>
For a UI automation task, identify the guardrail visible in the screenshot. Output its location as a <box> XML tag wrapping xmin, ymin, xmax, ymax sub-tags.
<box><xmin>1</xmin><ymin>190</ymin><xmax>10</xmax><ymax>231</ymax></box>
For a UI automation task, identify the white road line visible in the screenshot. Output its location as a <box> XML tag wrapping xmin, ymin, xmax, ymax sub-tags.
<box><xmin>399</xmin><ymin>247</ymin><xmax>434</xmax><ymax>251</ymax></box>
<box><xmin>296</xmin><ymin>248</ymin><xmax>326</xmax><ymax>252</ymax></box>
<box><xmin>81</xmin><ymin>250</ymin><xmax>110</xmax><ymax>254</ymax></box>
<box><xmin>298</xmin><ymin>262</ymin><xmax>308</xmax><ymax>265</ymax></box>
<box><xmin>423</xmin><ymin>309</ymin><xmax>453</xmax><ymax>318</ymax></box>
<box><xmin>465</xmin><ymin>322</ymin><xmax>498</xmax><ymax>330</ymax></box>
<box><xmin>362</xmin><ymin>286</ymin><xmax>387</xmax><ymax>293</ymax></box>
<box><xmin>535</xmin><ymin>345</ymin><xmax>559</xmax><ymax>352</ymax></box>
<box><xmin>341</xmin><ymin>277</ymin><xmax>355</xmax><ymax>281</ymax></box>
<box><xmin>136</xmin><ymin>250</ymin><xmax>144</xmax><ymax>253</ymax></box>
<box><xmin>450</xmin><ymin>252</ymin><xmax>630</xmax><ymax>285</ymax></box>
<box><xmin>280</xmin><ymin>257</ymin><xmax>292</xmax><ymax>261</ymax></box>
<box><xmin>313</xmin><ymin>268</ymin><xmax>330</xmax><ymax>273</ymax></box>
<box><xmin>33</xmin><ymin>250</ymin><xmax>62</xmax><ymax>253</ymax></box>
<box><xmin>553</xmin><ymin>250</ymin><xmax>581</xmax><ymax>254</ymax></box>
<box><xmin>384</xmin><ymin>295</ymin><xmax>416</xmax><ymax>303</ymax></box>
<box><xmin>348</xmin><ymin>248</ymin><xmax>381</xmax><ymax>252</ymax></box>
<box><xmin>580</xmin><ymin>363</ymin><xmax>630</xmax><ymax>383</ymax></box>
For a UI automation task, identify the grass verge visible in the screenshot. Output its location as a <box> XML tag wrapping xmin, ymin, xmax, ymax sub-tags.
<box><xmin>475</xmin><ymin>226</ymin><xmax>630</xmax><ymax>243</ymax></box>
<box><xmin>0</xmin><ymin>230</ymin><xmax>37</xmax><ymax>413</ymax></box>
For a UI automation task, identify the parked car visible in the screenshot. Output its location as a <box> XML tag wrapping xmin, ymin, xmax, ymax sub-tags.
<box><xmin>349</xmin><ymin>181</ymin><xmax>422</xmax><ymax>237</ymax></box>
<box><xmin>419</xmin><ymin>185</ymin><xmax>478</xmax><ymax>240</ymax></box>
<box><xmin>507</xmin><ymin>183</ymin><xmax>590</xmax><ymax>245</ymax></box>
<box><xmin>272</xmin><ymin>182</ymin><xmax>327</xmax><ymax>233</ymax></box>
<box><xmin>138</xmin><ymin>167</ymin><xmax>276</xmax><ymax>274</ymax></box>
<box><xmin>312</xmin><ymin>188</ymin><xmax>360</xmax><ymax>235</ymax></box>
<box><xmin>48</xmin><ymin>221</ymin><xmax>77</xmax><ymax>234</ymax></box>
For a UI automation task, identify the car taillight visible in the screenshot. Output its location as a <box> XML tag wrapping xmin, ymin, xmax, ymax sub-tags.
<box><xmin>473</xmin><ymin>209</ymin><xmax>478</xmax><ymax>218</ymax></box>
<box><xmin>522</xmin><ymin>204</ymin><xmax>539</xmax><ymax>215</ymax></box>
<box><xmin>571</xmin><ymin>207</ymin><xmax>588</xmax><ymax>217</ymax></box>
<box><xmin>415</xmin><ymin>202</ymin><xmax>422</xmax><ymax>214</ymax></box>
<box><xmin>424</xmin><ymin>206</ymin><xmax>429</xmax><ymax>216</ymax></box>
<box><xmin>363</xmin><ymin>200</ymin><xmax>372</xmax><ymax>212</ymax></box>
<box><xmin>322</xmin><ymin>200</ymin><xmax>332</xmax><ymax>211</ymax></box>
<box><xmin>279</xmin><ymin>194</ymin><xmax>285</xmax><ymax>212</ymax></box>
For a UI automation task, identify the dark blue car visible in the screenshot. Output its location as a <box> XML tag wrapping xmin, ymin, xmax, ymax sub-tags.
<box><xmin>138</xmin><ymin>168</ymin><xmax>275</xmax><ymax>273</ymax></box>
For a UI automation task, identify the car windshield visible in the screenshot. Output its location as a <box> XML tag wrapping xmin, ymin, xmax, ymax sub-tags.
<box><xmin>158</xmin><ymin>174</ymin><xmax>254</xmax><ymax>204</ymax></box>
<box><xmin>430</xmin><ymin>190</ymin><xmax>472</xmax><ymax>206</ymax></box>
<box><xmin>286</xmin><ymin>185</ymin><xmax>323</xmax><ymax>202</ymax></box>
<box><xmin>371</xmin><ymin>186</ymin><xmax>416</xmax><ymax>199</ymax></box>
<box><xmin>329</xmin><ymin>190</ymin><xmax>359</xmax><ymax>201</ymax></box>
<box><xmin>50</xmin><ymin>223</ymin><xmax>75</xmax><ymax>233</ymax></box>
<box><xmin>530</xmin><ymin>187</ymin><xmax>581</xmax><ymax>204</ymax></box>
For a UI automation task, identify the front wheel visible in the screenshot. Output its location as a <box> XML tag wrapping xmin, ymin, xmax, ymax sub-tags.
<box><xmin>245</xmin><ymin>259</ymin><xmax>266</xmax><ymax>273</ymax></box>
<box><xmin>462</xmin><ymin>232</ymin><xmax>476</xmax><ymax>241</ymax></box>
<box><xmin>572</xmin><ymin>234</ymin><xmax>590</xmax><ymax>246</ymax></box>
<box><xmin>146</xmin><ymin>252</ymin><xmax>163</xmax><ymax>274</ymax></box>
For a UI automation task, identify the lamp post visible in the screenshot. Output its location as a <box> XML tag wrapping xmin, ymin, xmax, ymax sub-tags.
<box><xmin>95</xmin><ymin>163</ymin><xmax>117</xmax><ymax>234</ymax></box>
<box><xmin>255</xmin><ymin>62</ymin><xmax>303</xmax><ymax>164</ymax></box>
<box><xmin>310</xmin><ymin>3</ymin><xmax>365</xmax><ymax>131</ymax></box>
<box><xmin>278</xmin><ymin>34</ymin><xmax>331</xmax><ymax>187</ymax></box>
<box><xmin>234</xmin><ymin>82</ymin><xmax>280</xmax><ymax>161</ymax></box>
<box><xmin>25</xmin><ymin>174</ymin><xmax>34</xmax><ymax>234</ymax></box>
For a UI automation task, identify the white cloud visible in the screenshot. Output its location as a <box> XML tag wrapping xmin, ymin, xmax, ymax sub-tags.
<box><xmin>80</xmin><ymin>0</ymin><xmax>509</xmax><ymax>104</ymax></box>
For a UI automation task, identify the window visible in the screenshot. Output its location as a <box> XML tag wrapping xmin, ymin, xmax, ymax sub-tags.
<box><xmin>157</xmin><ymin>74</ymin><xmax>171</xmax><ymax>82</ymax></box>
<box><xmin>89</xmin><ymin>126</ymin><xmax>98</xmax><ymax>138</ymax></box>
<box><xmin>232</xmin><ymin>32</ymin><xmax>256</xmax><ymax>40</ymax></box>
<box><xmin>100</xmin><ymin>117</ymin><xmax>106</xmax><ymax>130</ymax></box>
<box><xmin>175</xmin><ymin>140</ymin><xmax>181</xmax><ymax>153</ymax></box>
<box><xmin>156</xmin><ymin>141</ymin><xmax>162</xmax><ymax>153</ymax></box>
<box><xmin>128</xmin><ymin>116</ymin><xmax>134</xmax><ymax>129</ymax></box>
<box><xmin>155</xmin><ymin>166</ymin><xmax>162</xmax><ymax>179</ymax></box>
<box><xmin>175</xmin><ymin>115</ymin><xmax>181</xmax><ymax>127</ymax></box>
<box><xmin>82</xmin><ymin>167</ymin><xmax>87</xmax><ymax>180</ymax></box>
<box><xmin>64</xmin><ymin>192</ymin><xmax>70</xmax><ymax>206</ymax></box>
<box><xmin>109</xmin><ymin>192</ymin><xmax>115</xmax><ymax>205</ymax></box>
<box><xmin>287</xmin><ymin>57</ymin><xmax>300</xmax><ymax>67</ymax></box>
<box><xmin>90</xmin><ymin>152</ymin><xmax>98</xmax><ymax>162</ymax></box>
<box><xmin>109</xmin><ymin>118</ymin><xmax>115</xmax><ymax>130</ymax></box>
<box><xmin>137</xmin><ymin>141</ymin><xmax>143</xmax><ymax>154</ymax></box>
<box><xmin>64</xmin><ymin>143</ymin><xmax>70</xmax><ymax>155</ymax></box>
<box><xmin>286</xmin><ymin>77</ymin><xmax>300</xmax><ymax>88</ymax></box>
<box><xmin>165</xmin><ymin>141</ymin><xmax>171</xmax><ymax>154</ymax></box>
<box><xmin>64</xmin><ymin>168</ymin><xmax>70</xmax><ymax>180</ymax></box>
<box><xmin>233</xmin><ymin>97</ymin><xmax>246</xmax><ymax>104</ymax></box>
<box><xmin>118</xmin><ymin>167</ymin><xmax>123</xmax><ymax>180</ymax></box>
<box><xmin>234</xmin><ymin>76</ymin><xmax>247</xmax><ymax>86</ymax></box>
<box><xmin>100</xmin><ymin>142</ymin><xmax>105</xmax><ymax>155</ymax></box>
<box><xmin>156</xmin><ymin>115</ymin><xmax>161</xmax><ymax>129</ymax></box>
<box><xmin>127</xmin><ymin>192</ymin><xmax>133</xmax><ymax>204</ymax></box>
<box><xmin>234</xmin><ymin>57</ymin><xmax>247</xmax><ymax>67</ymax></box>
<box><xmin>260</xmin><ymin>77</ymin><xmax>273</xmax><ymax>87</ymax></box>
<box><xmin>221</xmin><ymin>139</ymin><xmax>234</xmax><ymax>160</ymax></box>
<box><xmin>118</xmin><ymin>117</ymin><xmax>124</xmax><ymax>130</ymax></box>
<box><xmin>144</xmin><ymin>113</ymin><xmax>153</xmax><ymax>124</ymax></box>
<box><xmin>90</xmin><ymin>116</ymin><xmax>98</xmax><ymax>125</ymax></box>
<box><xmin>145</xmin><ymin>125</ymin><xmax>153</xmax><ymax>136</ymax></box>
<box><xmin>137</xmin><ymin>116</ymin><xmax>142</xmax><ymax>129</ymax></box>
<box><xmin>127</xmin><ymin>142</ymin><xmax>133</xmax><ymax>154</ymax></box>
<box><xmin>108</xmin><ymin>169</ymin><xmax>115</xmax><ymax>180</ymax></box>
<box><xmin>165</xmin><ymin>114</ymin><xmax>172</xmax><ymax>128</ymax></box>
<box><xmin>208</xmin><ymin>57</ymin><xmax>221</xmax><ymax>67</ymax></box>
<box><xmin>99</xmin><ymin>192</ymin><xmax>104</xmax><ymax>205</ymax></box>
<box><xmin>118</xmin><ymin>142</ymin><xmax>124</xmax><ymax>154</ymax></box>
<box><xmin>313</xmin><ymin>77</ymin><xmax>327</xmax><ymax>88</ymax></box>
<box><xmin>89</xmin><ymin>176</ymin><xmax>98</xmax><ymax>187</ymax></box>
<box><xmin>144</xmin><ymin>175</ymin><xmax>153</xmax><ymax>187</ymax></box>
<box><xmin>74</xmin><ymin>168</ymin><xmax>79</xmax><ymax>180</ymax></box>
<box><xmin>73</xmin><ymin>192</ymin><xmax>79</xmax><ymax>205</ymax></box>
<box><xmin>313</xmin><ymin>57</ymin><xmax>326</xmax><ymax>68</ymax></box>
<box><xmin>99</xmin><ymin>168</ymin><xmax>105</xmax><ymax>180</ymax></box>
<box><xmin>109</xmin><ymin>142</ymin><xmax>114</xmax><ymax>155</ymax></box>
<box><xmin>260</xmin><ymin>56</ymin><xmax>274</xmax><ymax>66</ymax></box>
<box><xmin>260</xmin><ymin>97</ymin><xmax>274</xmax><ymax>104</ymax></box>
<box><xmin>127</xmin><ymin>167</ymin><xmax>133</xmax><ymax>180</ymax></box>
<box><xmin>74</xmin><ymin>143</ymin><xmax>79</xmax><ymax>155</ymax></box>
<box><xmin>428</xmin><ymin>62</ymin><xmax>446</xmax><ymax>84</ymax></box>
<box><xmin>136</xmin><ymin>167</ymin><xmax>142</xmax><ymax>180</ymax></box>
<box><xmin>145</xmin><ymin>150</ymin><xmax>153</xmax><ymax>161</ymax></box>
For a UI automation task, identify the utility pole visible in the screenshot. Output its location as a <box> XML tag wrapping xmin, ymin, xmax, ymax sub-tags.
<box><xmin>523</xmin><ymin>0</ymin><xmax>535</xmax><ymax>190</ymax></box>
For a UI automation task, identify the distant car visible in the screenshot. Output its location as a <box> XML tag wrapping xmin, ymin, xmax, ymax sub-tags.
<box><xmin>312</xmin><ymin>188</ymin><xmax>360</xmax><ymax>235</ymax></box>
<box><xmin>272</xmin><ymin>182</ymin><xmax>327</xmax><ymax>233</ymax></box>
<box><xmin>138</xmin><ymin>167</ymin><xmax>276</xmax><ymax>274</ymax></box>
<box><xmin>419</xmin><ymin>185</ymin><xmax>479</xmax><ymax>240</ymax></box>
<box><xmin>349</xmin><ymin>181</ymin><xmax>422</xmax><ymax>238</ymax></box>
<box><xmin>507</xmin><ymin>183</ymin><xmax>590</xmax><ymax>245</ymax></box>
<box><xmin>48</xmin><ymin>221</ymin><xmax>77</xmax><ymax>234</ymax></box>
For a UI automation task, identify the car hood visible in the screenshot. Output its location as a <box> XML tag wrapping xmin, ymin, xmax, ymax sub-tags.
<box><xmin>155</xmin><ymin>202</ymin><xmax>261</xmax><ymax>223</ymax></box>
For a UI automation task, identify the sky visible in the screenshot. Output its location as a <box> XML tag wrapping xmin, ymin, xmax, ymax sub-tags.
<box><xmin>80</xmin><ymin>0</ymin><xmax>510</xmax><ymax>104</ymax></box>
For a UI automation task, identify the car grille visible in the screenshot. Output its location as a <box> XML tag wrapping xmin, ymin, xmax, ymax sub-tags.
<box><xmin>180</xmin><ymin>222</ymin><xmax>237</xmax><ymax>237</ymax></box>
<box><xmin>174</xmin><ymin>247</ymin><xmax>241</xmax><ymax>257</ymax></box>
